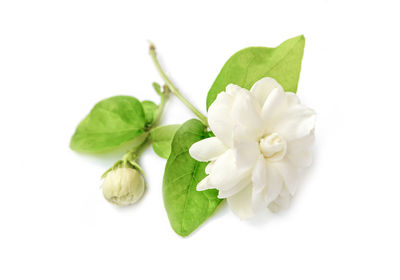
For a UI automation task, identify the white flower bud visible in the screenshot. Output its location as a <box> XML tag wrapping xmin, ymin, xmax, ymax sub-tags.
<box><xmin>102</xmin><ymin>167</ymin><xmax>145</xmax><ymax>206</ymax></box>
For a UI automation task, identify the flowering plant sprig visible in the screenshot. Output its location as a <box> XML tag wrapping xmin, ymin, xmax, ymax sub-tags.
<box><xmin>70</xmin><ymin>35</ymin><xmax>315</xmax><ymax>237</ymax></box>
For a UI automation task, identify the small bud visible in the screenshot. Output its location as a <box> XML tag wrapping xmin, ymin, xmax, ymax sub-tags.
<box><xmin>102</xmin><ymin>167</ymin><xmax>145</xmax><ymax>206</ymax></box>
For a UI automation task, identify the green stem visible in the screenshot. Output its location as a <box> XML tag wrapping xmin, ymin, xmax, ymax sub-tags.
<box><xmin>152</xmin><ymin>84</ymin><xmax>168</xmax><ymax>126</ymax></box>
<box><xmin>123</xmin><ymin>134</ymin><xmax>150</xmax><ymax>163</ymax></box>
<box><xmin>103</xmin><ymin>82</ymin><xmax>169</xmax><ymax>179</ymax></box>
<box><xmin>149</xmin><ymin>43</ymin><xmax>208</xmax><ymax>127</ymax></box>
<box><xmin>120</xmin><ymin>134</ymin><xmax>150</xmax><ymax>176</ymax></box>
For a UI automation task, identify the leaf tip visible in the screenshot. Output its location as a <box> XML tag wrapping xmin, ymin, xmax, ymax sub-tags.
<box><xmin>294</xmin><ymin>34</ymin><xmax>306</xmax><ymax>46</ymax></box>
<box><xmin>174</xmin><ymin>228</ymin><xmax>192</xmax><ymax>237</ymax></box>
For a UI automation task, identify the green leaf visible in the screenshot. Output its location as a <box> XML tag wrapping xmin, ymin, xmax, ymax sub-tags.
<box><xmin>150</xmin><ymin>124</ymin><xmax>181</xmax><ymax>159</ymax></box>
<box><xmin>206</xmin><ymin>35</ymin><xmax>305</xmax><ymax>109</ymax></box>
<box><xmin>141</xmin><ymin>100</ymin><xmax>158</xmax><ymax>126</ymax></box>
<box><xmin>163</xmin><ymin>119</ymin><xmax>222</xmax><ymax>237</ymax></box>
<box><xmin>70</xmin><ymin>95</ymin><xmax>146</xmax><ymax>153</ymax></box>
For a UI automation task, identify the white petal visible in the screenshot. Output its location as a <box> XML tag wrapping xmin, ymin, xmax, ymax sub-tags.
<box><xmin>226</xmin><ymin>83</ymin><xmax>249</xmax><ymax>96</ymax></box>
<box><xmin>232</xmin><ymin>124</ymin><xmax>259</xmax><ymax>144</ymax></box>
<box><xmin>189</xmin><ymin>137</ymin><xmax>228</xmax><ymax>162</ymax></box>
<box><xmin>233</xmin><ymin>141</ymin><xmax>259</xmax><ymax>170</ymax></box>
<box><xmin>208</xmin><ymin>150</ymin><xmax>251</xmax><ymax>197</ymax></box>
<box><xmin>251</xmin><ymin>159</ymin><xmax>284</xmax><ymax>206</ymax></box>
<box><xmin>250</xmin><ymin>77</ymin><xmax>284</xmax><ymax>107</ymax></box>
<box><xmin>217</xmin><ymin>174</ymin><xmax>251</xmax><ymax>198</ymax></box>
<box><xmin>227</xmin><ymin>183</ymin><xmax>253</xmax><ymax>219</ymax></box>
<box><xmin>273</xmin><ymin>104</ymin><xmax>316</xmax><ymax>141</ymax></box>
<box><xmin>251</xmin><ymin>155</ymin><xmax>268</xmax><ymax>193</ymax></box>
<box><xmin>197</xmin><ymin>176</ymin><xmax>213</xmax><ymax>191</ymax></box>
<box><xmin>205</xmin><ymin>161</ymin><xmax>215</xmax><ymax>175</ymax></box>
<box><xmin>263</xmin><ymin>164</ymin><xmax>284</xmax><ymax>205</ymax></box>
<box><xmin>261</xmin><ymin>87</ymin><xmax>287</xmax><ymax>129</ymax></box>
<box><xmin>208</xmin><ymin>92</ymin><xmax>235</xmax><ymax>147</ymax></box>
<box><xmin>287</xmin><ymin>133</ymin><xmax>315</xmax><ymax>168</ymax></box>
<box><xmin>274</xmin><ymin>159</ymin><xmax>300</xmax><ymax>195</ymax></box>
<box><xmin>250</xmin><ymin>187</ymin><xmax>268</xmax><ymax>214</ymax></box>
<box><xmin>231</xmin><ymin>89</ymin><xmax>263</xmax><ymax>137</ymax></box>
<box><xmin>286</xmin><ymin>92</ymin><xmax>300</xmax><ymax>106</ymax></box>
<box><xmin>268</xmin><ymin>187</ymin><xmax>292</xmax><ymax>212</ymax></box>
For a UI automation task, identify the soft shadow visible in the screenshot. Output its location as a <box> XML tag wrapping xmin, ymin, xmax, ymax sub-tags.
<box><xmin>181</xmin><ymin>200</ymin><xmax>229</xmax><ymax>239</ymax></box>
<box><xmin>108</xmin><ymin>183</ymin><xmax>149</xmax><ymax>213</ymax></box>
<box><xmin>246</xmin><ymin>138</ymin><xmax>320</xmax><ymax>228</ymax></box>
<box><xmin>72</xmin><ymin>134</ymin><xmax>149</xmax><ymax>169</ymax></box>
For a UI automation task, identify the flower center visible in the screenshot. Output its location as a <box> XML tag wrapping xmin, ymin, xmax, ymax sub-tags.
<box><xmin>259</xmin><ymin>132</ymin><xmax>287</xmax><ymax>161</ymax></box>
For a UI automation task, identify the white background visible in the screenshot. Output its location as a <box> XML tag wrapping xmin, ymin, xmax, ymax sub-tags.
<box><xmin>1</xmin><ymin>0</ymin><xmax>399</xmax><ymax>279</ymax></box>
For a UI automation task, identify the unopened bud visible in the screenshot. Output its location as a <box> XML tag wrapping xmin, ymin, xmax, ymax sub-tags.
<box><xmin>102</xmin><ymin>167</ymin><xmax>145</xmax><ymax>206</ymax></box>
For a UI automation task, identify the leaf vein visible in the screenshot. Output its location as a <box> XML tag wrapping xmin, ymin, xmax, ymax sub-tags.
<box><xmin>263</xmin><ymin>38</ymin><xmax>302</xmax><ymax>76</ymax></box>
<box><xmin>169</xmin><ymin>171</ymin><xmax>195</xmax><ymax>184</ymax></box>
<box><xmin>180</xmin><ymin>158</ymin><xmax>200</xmax><ymax>234</ymax></box>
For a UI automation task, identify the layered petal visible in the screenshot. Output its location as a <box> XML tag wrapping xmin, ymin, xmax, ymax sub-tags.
<box><xmin>227</xmin><ymin>183</ymin><xmax>253</xmax><ymax>219</ymax></box>
<box><xmin>261</xmin><ymin>87</ymin><xmax>287</xmax><ymax>128</ymax></box>
<box><xmin>251</xmin><ymin>155</ymin><xmax>268</xmax><ymax>193</ymax></box>
<box><xmin>287</xmin><ymin>133</ymin><xmax>315</xmax><ymax>168</ymax></box>
<box><xmin>252</xmin><ymin>156</ymin><xmax>284</xmax><ymax>206</ymax></box>
<box><xmin>232</xmin><ymin>124</ymin><xmax>259</xmax><ymax>144</ymax></box>
<box><xmin>208</xmin><ymin>150</ymin><xmax>251</xmax><ymax>198</ymax></box>
<box><xmin>192</xmin><ymin>78</ymin><xmax>315</xmax><ymax>219</ymax></box>
<box><xmin>263</xmin><ymin>164</ymin><xmax>284</xmax><ymax>205</ymax></box>
<box><xmin>250</xmin><ymin>77</ymin><xmax>284</xmax><ymax>107</ymax></box>
<box><xmin>208</xmin><ymin>92</ymin><xmax>235</xmax><ymax>147</ymax></box>
<box><xmin>189</xmin><ymin>137</ymin><xmax>228</xmax><ymax>162</ymax></box>
<box><xmin>217</xmin><ymin>173</ymin><xmax>252</xmax><ymax>199</ymax></box>
<box><xmin>273</xmin><ymin>104</ymin><xmax>316</xmax><ymax>141</ymax></box>
<box><xmin>286</xmin><ymin>92</ymin><xmax>300</xmax><ymax>106</ymax></box>
<box><xmin>205</xmin><ymin>161</ymin><xmax>215</xmax><ymax>175</ymax></box>
<box><xmin>268</xmin><ymin>187</ymin><xmax>292</xmax><ymax>213</ymax></box>
<box><xmin>274</xmin><ymin>159</ymin><xmax>300</xmax><ymax>195</ymax></box>
<box><xmin>226</xmin><ymin>83</ymin><xmax>250</xmax><ymax>96</ymax></box>
<box><xmin>233</xmin><ymin>140</ymin><xmax>259</xmax><ymax>170</ymax></box>
<box><xmin>197</xmin><ymin>175</ymin><xmax>213</xmax><ymax>191</ymax></box>
<box><xmin>231</xmin><ymin>87</ymin><xmax>263</xmax><ymax>138</ymax></box>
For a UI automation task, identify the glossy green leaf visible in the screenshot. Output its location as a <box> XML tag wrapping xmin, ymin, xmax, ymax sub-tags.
<box><xmin>70</xmin><ymin>95</ymin><xmax>146</xmax><ymax>153</ymax></box>
<box><xmin>163</xmin><ymin>119</ymin><xmax>222</xmax><ymax>237</ymax></box>
<box><xmin>206</xmin><ymin>35</ymin><xmax>305</xmax><ymax>109</ymax></box>
<box><xmin>141</xmin><ymin>100</ymin><xmax>158</xmax><ymax>126</ymax></box>
<box><xmin>150</xmin><ymin>124</ymin><xmax>181</xmax><ymax>159</ymax></box>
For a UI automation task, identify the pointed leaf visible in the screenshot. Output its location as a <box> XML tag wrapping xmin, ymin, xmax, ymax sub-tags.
<box><xmin>150</xmin><ymin>124</ymin><xmax>181</xmax><ymax>159</ymax></box>
<box><xmin>207</xmin><ymin>35</ymin><xmax>305</xmax><ymax>109</ymax></box>
<box><xmin>163</xmin><ymin>119</ymin><xmax>222</xmax><ymax>237</ymax></box>
<box><xmin>70</xmin><ymin>96</ymin><xmax>146</xmax><ymax>153</ymax></box>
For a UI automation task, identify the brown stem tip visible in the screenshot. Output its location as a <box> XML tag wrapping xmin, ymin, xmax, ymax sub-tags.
<box><xmin>149</xmin><ymin>43</ymin><xmax>155</xmax><ymax>51</ymax></box>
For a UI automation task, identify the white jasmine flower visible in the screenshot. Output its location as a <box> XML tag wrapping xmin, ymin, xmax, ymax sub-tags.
<box><xmin>189</xmin><ymin>78</ymin><xmax>316</xmax><ymax>218</ymax></box>
<box><xmin>102</xmin><ymin>167</ymin><xmax>145</xmax><ymax>206</ymax></box>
